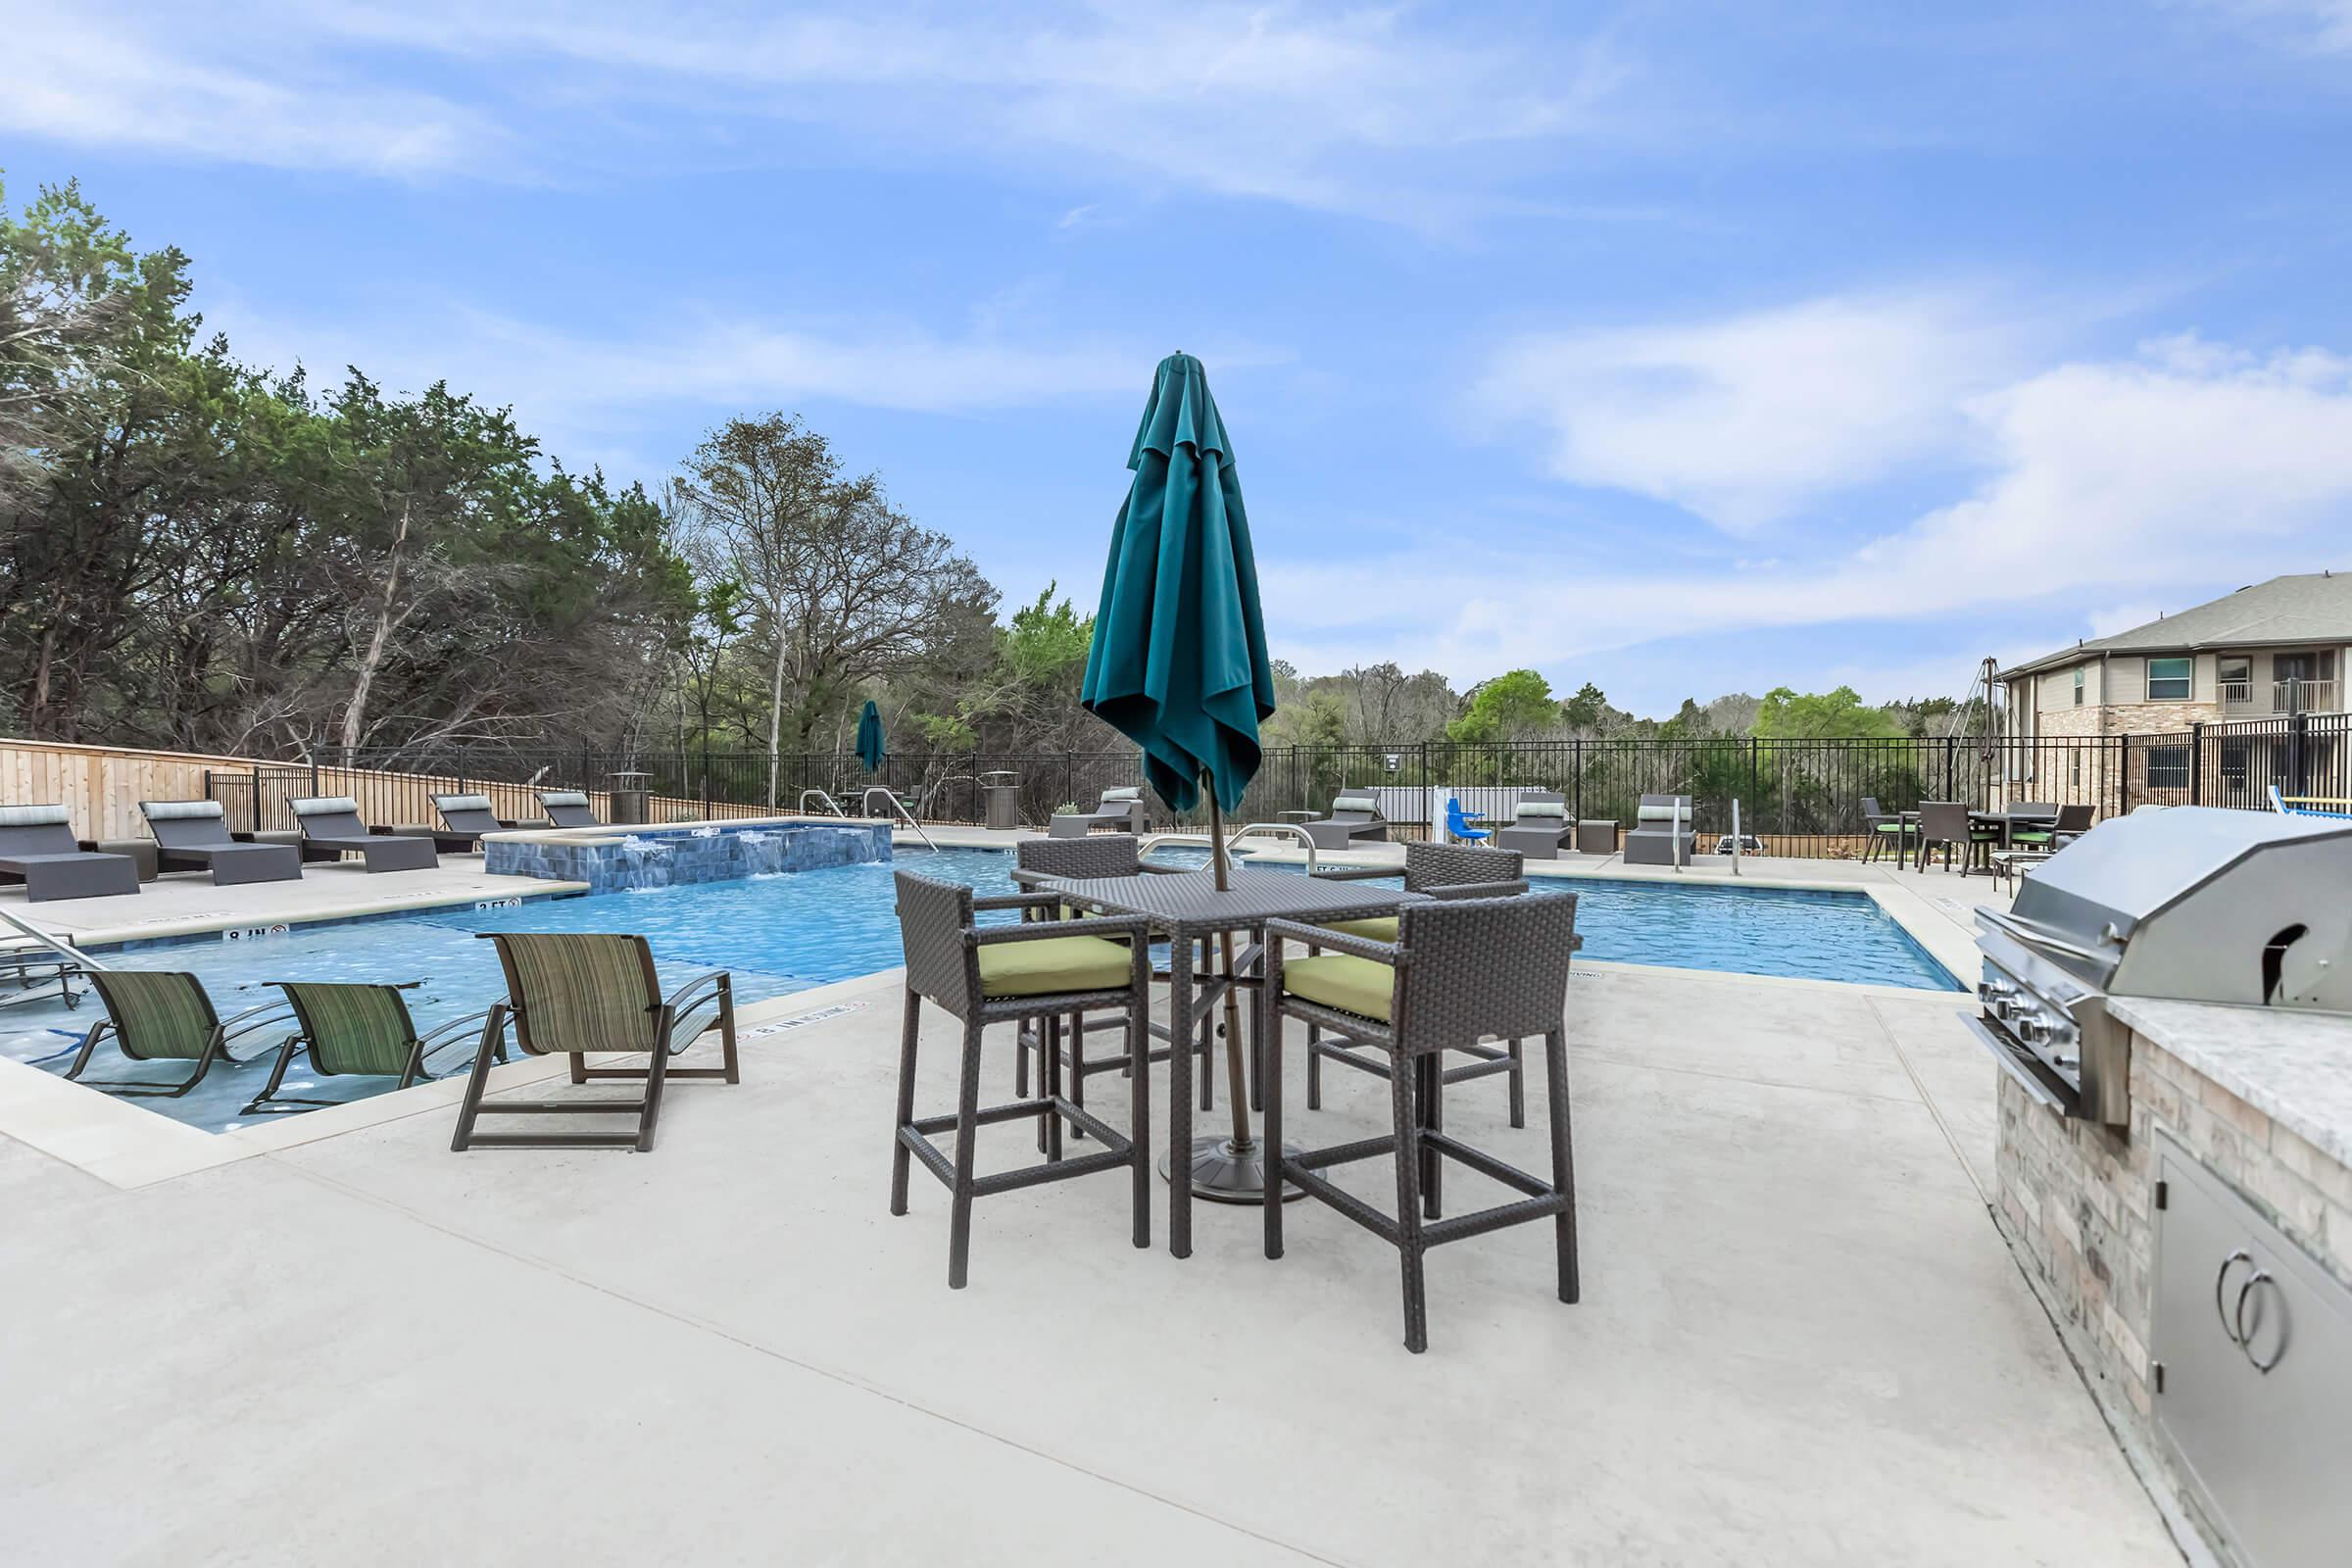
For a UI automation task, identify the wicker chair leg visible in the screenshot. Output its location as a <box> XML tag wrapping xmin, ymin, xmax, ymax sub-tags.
<box><xmin>1305</xmin><ymin>943</ymin><xmax>1322</xmax><ymax>1108</ymax></box>
<box><xmin>1390</xmin><ymin>1050</ymin><xmax>1430</xmax><ymax>1354</ymax></box>
<box><xmin>1044</xmin><ymin>1015</ymin><xmax>1064</xmax><ymax>1163</ymax></box>
<box><xmin>1128</xmin><ymin>992</ymin><xmax>1151</xmax><ymax>1250</ymax></box>
<box><xmin>1506</xmin><ymin>1038</ymin><xmax>1526</xmax><ymax>1130</ymax></box>
<box><xmin>1014</xmin><ymin>1022</ymin><xmax>1030</xmax><ymax>1098</ymax></box>
<box><xmin>1198</xmin><ymin>1012</ymin><xmax>1215</xmax><ymax>1112</ymax></box>
<box><xmin>1544</xmin><ymin>1027</ymin><xmax>1579</xmax><ymax>1305</ymax></box>
<box><xmin>1036</xmin><ymin>1015</ymin><xmax>1056</xmax><ymax>1154</ymax></box>
<box><xmin>946</xmin><ymin>1020</ymin><xmax>984</xmax><ymax>1289</ymax></box>
<box><xmin>1263</xmin><ymin>1012</ymin><xmax>1286</xmax><ymax>1261</ymax></box>
<box><xmin>890</xmin><ymin>988</ymin><xmax>920</xmax><ymax>1216</ymax></box>
<box><xmin>1068</xmin><ymin>1011</ymin><xmax>1087</xmax><ymax>1142</ymax></box>
<box><xmin>1420</xmin><ymin>1053</ymin><xmax>1444</xmax><ymax>1221</ymax></box>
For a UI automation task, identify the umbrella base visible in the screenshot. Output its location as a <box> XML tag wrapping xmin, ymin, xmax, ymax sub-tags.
<box><xmin>1161</xmin><ymin>1135</ymin><xmax>1308</xmax><ymax>1203</ymax></box>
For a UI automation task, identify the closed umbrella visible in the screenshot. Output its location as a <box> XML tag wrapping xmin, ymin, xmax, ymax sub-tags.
<box><xmin>856</xmin><ymin>699</ymin><xmax>887</xmax><ymax>773</ymax></box>
<box><xmin>1082</xmin><ymin>351</ymin><xmax>1280</xmax><ymax>1200</ymax></box>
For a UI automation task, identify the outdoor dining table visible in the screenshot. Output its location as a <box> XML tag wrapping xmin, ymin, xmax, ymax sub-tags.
<box><xmin>1032</xmin><ymin>864</ymin><xmax>1429</xmax><ymax>1258</ymax></box>
<box><xmin>1896</xmin><ymin>808</ymin><xmax>2058</xmax><ymax>872</ymax></box>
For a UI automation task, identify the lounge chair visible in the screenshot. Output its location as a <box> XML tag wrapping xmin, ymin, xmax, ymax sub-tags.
<box><xmin>1299</xmin><ymin>790</ymin><xmax>1390</xmax><ymax>852</ymax></box>
<box><xmin>1494</xmin><ymin>790</ymin><xmax>1572</xmax><ymax>858</ymax></box>
<box><xmin>1445</xmin><ymin>796</ymin><xmax>1493</xmax><ymax>845</ymax></box>
<box><xmin>0</xmin><ymin>805</ymin><xmax>140</xmax><ymax>902</ymax></box>
<box><xmin>243</xmin><ymin>979</ymin><xmax>494</xmax><ymax>1115</ymax></box>
<box><xmin>1308</xmin><ymin>842</ymin><xmax>1536</xmax><ymax>1124</ymax></box>
<box><xmin>288</xmin><ymin>797</ymin><xmax>438</xmax><ymax>871</ymax></box>
<box><xmin>425</xmin><ymin>793</ymin><xmax>518</xmax><ymax>852</ymax></box>
<box><xmin>536</xmin><ymin>789</ymin><xmax>602</xmax><ymax>829</ymax></box>
<box><xmin>1622</xmin><ymin>795</ymin><xmax>1695</xmax><ymax>866</ymax></box>
<box><xmin>138</xmin><ymin>801</ymin><xmax>302</xmax><ymax>885</ymax></box>
<box><xmin>450</xmin><ymin>932</ymin><xmax>739</xmax><ymax>1152</ymax></box>
<box><xmin>1048</xmin><ymin>787</ymin><xmax>1145</xmax><ymax>839</ymax></box>
<box><xmin>64</xmin><ymin>969</ymin><xmax>294</xmax><ymax>1098</ymax></box>
<box><xmin>1859</xmin><ymin>796</ymin><xmax>1917</xmax><ymax>864</ymax></box>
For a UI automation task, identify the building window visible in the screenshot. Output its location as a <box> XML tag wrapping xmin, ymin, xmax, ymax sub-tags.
<box><xmin>2071</xmin><ymin>750</ymin><xmax>2081</xmax><ymax>786</ymax></box>
<box><xmin>2147</xmin><ymin>657</ymin><xmax>2192</xmax><ymax>701</ymax></box>
<box><xmin>2072</xmin><ymin>668</ymin><xmax>2083</xmax><ymax>707</ymax></box>
<box><xmin>2147</xmin><ymin>746</ymin><xmax>2190</xmax><ymax>792</ymax></box>
<box><xmin>2218</xmin><ymin>656</ymin><xmax>2251</xmax><ymax>705</ymax></box>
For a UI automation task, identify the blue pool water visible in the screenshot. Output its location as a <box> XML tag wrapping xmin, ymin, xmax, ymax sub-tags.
<box><xmin>2</xmin><ymin>847</ymin><xmax>1955</xmax><ymax>1132</ymax></box>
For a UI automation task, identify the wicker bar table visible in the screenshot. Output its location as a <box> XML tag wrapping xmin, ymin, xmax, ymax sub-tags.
<box><xmin>1043</xmin><ymin>865</ymin><xmax>1427</xmax><ymax>1258</ymax></box>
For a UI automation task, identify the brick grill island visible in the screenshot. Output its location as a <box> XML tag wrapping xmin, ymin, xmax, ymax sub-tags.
<box><xmin>482</xmin><ymin>817</ymin><xmax>892</xmax><ymax>893</ymax></box>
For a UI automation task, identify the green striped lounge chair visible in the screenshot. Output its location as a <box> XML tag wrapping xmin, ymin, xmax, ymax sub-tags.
<box><xmin>451</xmin><ymin>932</ymin><xmax>738</xmax><ymax>1152</ymax></box>
<box><xmin>64</xmin><ymin>970</ymin><xmax>296</xmax><ymax>1098</ymax></box>
<box><xmin>242</xmin><ymin>980</ymin><xmax>497</xmax><ymax>1115</ymax></box>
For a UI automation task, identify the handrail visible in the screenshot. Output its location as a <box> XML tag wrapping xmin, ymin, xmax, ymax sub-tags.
<box><xmin>1141</xmin><ymin>822</ymin><xmax>1320</xmax><ymax>874</ymax></box>
<box><xmin>0</xmin><ymin>906</ymin><xmax>106</xmax><ymax>971</ymax></box>
<box><xmin>1730</xmin><ymin>799</ymin><xmax>1740</xmax><ymax>877</ymax></box>
<box><xmin>798</xmin><ymin>788</ymin><xmax>848</xmax><ymax>818</ymax></box>
<box><xmin>861</xmin><ymin>787</ymin><xmax>939</xmax><ymax>853</ymax></box>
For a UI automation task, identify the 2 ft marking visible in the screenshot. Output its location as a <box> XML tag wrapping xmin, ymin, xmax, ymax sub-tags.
<box><xmin>473</xmin><ymin>897</ymin><xmax>523</xmax><ymax>910</ymax></box>
<box><xmin>220</xmin><ymin>923</ymin><xmax>291</xmax><ymax>942</ymax></box>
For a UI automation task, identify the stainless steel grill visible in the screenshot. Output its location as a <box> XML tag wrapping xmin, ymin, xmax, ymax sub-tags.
<box><xmin>1968</xmin><ymin>807</ymin><xmax>2352</xmax><ymax>1124</ymax></box>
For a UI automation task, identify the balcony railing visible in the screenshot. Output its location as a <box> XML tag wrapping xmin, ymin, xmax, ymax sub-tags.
<box><xmin>2276</xmin><ymin>678</ymin><xmax>2339</xmax><ymax>713</ymax></box>
<box><xmin>2220</xmin><ymin>678</ymin><xmax>2253</xmax><ymax>706</ymax></box>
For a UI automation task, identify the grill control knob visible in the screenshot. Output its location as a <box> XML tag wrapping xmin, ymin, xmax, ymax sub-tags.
<box><xmin>1979</xmin><ymin>979</ymin><xmax>2016</xmax><ymax>1004</ymax></box>
<box><xmin>2016</xmin><ymin>1015</ymin><xmax>2051</xmax><ymax>1045</ymax></box>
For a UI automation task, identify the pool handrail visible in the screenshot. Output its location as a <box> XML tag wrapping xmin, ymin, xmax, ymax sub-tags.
<box><xmin>860</xmin><ymin>787</ymin><xmax>940</xmax><ymax>853</ymax></box>
<box><xmin>799</xmin><ymin>789</ymin><xmax>849</xmax><ymax>818</ymax></box>
<box><xmin>1140</xmin><ymin>821</ymin><xmax>1320</xmax><ymax>874</ymax></box>
<box><xmin>0</xmin><ymin>905</ymin><xmax>105</xmax><ymax>971</ymax></box>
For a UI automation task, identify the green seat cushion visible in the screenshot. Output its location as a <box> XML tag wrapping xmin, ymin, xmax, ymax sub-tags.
<box><xmin>1319</xmin><ymin>915</ymin><xmax>1398</xmax><ymax>942</ymax></box>
<box><xmin>1872</xmin><ymin>821</ymin><xmax>1911</xmax><ymax>834</ymax></box>
<box><xmin>1282</xmin><ymin>954</ymin><xmax>1395</xmax><ymax>1021</ymax></box>
<box><xmin>978</xmin><ymin>934</ymin><xmax>1132</xmax><ymax>997</ymax></box>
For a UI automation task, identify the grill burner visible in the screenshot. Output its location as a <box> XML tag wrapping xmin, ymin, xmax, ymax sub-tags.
<box><xmin>1969</xmin><ymin>807</ymin><xmax>2352</xmax><ymax>1124</ymax></box>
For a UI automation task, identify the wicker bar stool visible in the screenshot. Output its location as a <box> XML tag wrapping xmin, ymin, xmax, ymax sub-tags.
<box><xmin>1263</xmin><ymin>894</ymin><xmax>1583</xmax><ymax>1352</ymax></box>
<box><xmin>1009</xmin><ymin>836</ymin><xmax>1216</xmax><ymax>1135</ymax></box>
<box><xmin>890</xmin><ymin>869</ymin><xmax>1154</xmax><ymax>1288</ymax></box>
<box><xmin>1306</xmin><ymin>842</ymin><xmax>1534</xmax><ymax>1124</ymax></box>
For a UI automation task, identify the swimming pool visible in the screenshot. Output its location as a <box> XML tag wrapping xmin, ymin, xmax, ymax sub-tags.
<box><xmin>2</xmin><ymin>847</ymin><xmax>1957</xmax><ymax>1132</ymax></box>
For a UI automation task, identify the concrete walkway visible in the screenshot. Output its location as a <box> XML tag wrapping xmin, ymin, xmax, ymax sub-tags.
<box><xmin>1</xmin><ymin>938</ymin><xmax>2178</xmax><ymax>1564</ymax></box>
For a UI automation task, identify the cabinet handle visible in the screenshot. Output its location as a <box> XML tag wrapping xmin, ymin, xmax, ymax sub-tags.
<box><xmin>2234</xmin><ymin>1272</ymin><xmax>2285</xmax><ymax>1374</ymax></box>
<box><xmin>2214</xmin><ymin>1250</ymin><xmax>2253</xmax><ymax>1344</ymax></box>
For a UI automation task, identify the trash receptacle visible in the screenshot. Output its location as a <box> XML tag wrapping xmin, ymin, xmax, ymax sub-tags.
<box><xmin>608</xmin><ymin>771</ymin><xmax>651</xmax><ymax>826</ymax></box>
<box><xmin>980</xmin><ymin>770</ymin><xmax>1021</xmax><ymax>832</ymax></box>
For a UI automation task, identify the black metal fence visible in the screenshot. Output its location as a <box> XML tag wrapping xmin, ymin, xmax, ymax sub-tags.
<box><xmin>204</xmin><ymin>712</ymin><xmax>2347</xmax><ymax>858</ymax></box>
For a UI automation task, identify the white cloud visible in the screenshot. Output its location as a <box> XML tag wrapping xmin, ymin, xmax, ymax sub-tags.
<box><xmin>1473</xmin><ymin>291</ymin><xmax>2030</xmax><ymax>532</ymax></box>
<box><xmin>2190</xmin><ymin>1</ymin><xmax>2352</xmax><ymax>55</ymax></box>
<box><xmin>1271</xmin><ymin>333</ymin><xmax>2352</xmax><ymax>681</ymax></box>
<box><xmin>2</xmin><ymin>8</ymin><xmax>497</xmax><ymax>175</ymax></box>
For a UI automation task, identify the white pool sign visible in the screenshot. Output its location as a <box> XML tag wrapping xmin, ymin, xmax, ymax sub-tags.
<box><xmin>220</xmin><ymin>923</ymin><xmax>291</xmax><ymax>942</ymax></box>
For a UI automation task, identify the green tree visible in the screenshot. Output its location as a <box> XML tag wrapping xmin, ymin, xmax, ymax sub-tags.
<box><xmin>1750</xmin><ymin>686</ymin><xmax>1906</xmax><ymax>741</ymax></box>
<box><xmin>1446</xmin><ymin>668</ymin><xmax>1557</xmax><ymax>744</ymax></box>
<box><xmin>1561</xmin><ymin>681</ymin><xmax>1609</xmax><ymax>732</ymax></box>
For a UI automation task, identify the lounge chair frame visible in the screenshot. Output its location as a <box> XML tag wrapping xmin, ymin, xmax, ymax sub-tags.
<box><xmin>1047</xmin><ymin>790</ymin><xmax>1146</xmax><ymax>838</ymax></box>
<box><xmin>64</xmin><ymin>970</ymin><xmax>293</xmax><ymax>1098</ymax></box>
<box><xmin>138</xmin><ymin>800</ymin><xmax>303</xmax><ymax>885</ymax></box>
<box><xmin>451</xmin><ymin>932</ymin><xmax>739</xmax><ymax>1152</ymax></box>
<box><xmin>1623</xmin><ymin>794</ymin><xmax>1696</xmax><ymax>867</ymax></box>
<box><xmin>429</xmin><ymin>793</ymin><xmax>517</xmax><ymax>852</ymax></box>
<box><xmin>288</xmin><ymin>797</ymin><xmax>439</xmax><ymax>872</ymax></box>
<box><xmin>0</xmin><ymin>806</ymin><xmax>140</xmax><ymax>903</ymax></box>
<box><xmin>1493</xmin><ymin>790</ymin><xmax>1574</xmax><ymax>858</ymax></box>
<box><xmin>1299</xmin><ymin>792</ymin><xmax>1390</xmax><ymax>852</ymax></box>
<box><xmin>535</xmin><ymin>790</ymin><xmax>603</xmax><ymax>829</ymax></box>
<box><xmin>242</xmin><ymin>978</ymin><xmax>496</xmax><ymax>1115</ymax></box>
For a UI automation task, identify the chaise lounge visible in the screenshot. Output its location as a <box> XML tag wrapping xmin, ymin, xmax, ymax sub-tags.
<box><xmin>1494</xmin><ymin>790</ymin><xmax>1573</xmax><ymax>858</ymax></box>
<box><xmin>288</xmin><ymin>797</ymin><xmax>439</xmax><ymax>872</ymax></box>
<box><xmin>426</xmin><ymin>793</ymin><xmax>518</xmax><ymax>853</ymax></box>
<box><xmin>138</xmin><ymin>801</ymin><xmax>303</xmax><ymax>885</ymax></box>
<box><xmin>1300</xmin><ymin>790</ymin><xmax>1391</xmax><ymax>852</ymax></box>
<box><xmin>1623</xmin><ymin>794</ymin><xmax>1695</xmax><ymax>867</ymax></box>
<box><xmin>1048</xmin><ymin>787</ymin><xmax>1146</xmax><ymax>839</ymax></box>
<box><xmin>0</xmin><ymin>805</ymin><xmax>141</xmax><ymax>902</ymax></box>
<box><xmin>535</xmin><ymin>789</ymin><xmax>602</xmax><ymax>829</ymax></box>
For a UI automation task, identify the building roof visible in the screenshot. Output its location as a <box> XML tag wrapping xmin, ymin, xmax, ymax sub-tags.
<box><xmin>2000</xmin><ymin>571</ymin><xmax>2352</xmax><ymax>680</ymax></box>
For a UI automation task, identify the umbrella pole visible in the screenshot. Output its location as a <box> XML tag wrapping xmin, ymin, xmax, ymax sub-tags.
<box><xmin>1205</xmin><ymin>789</ymin><xmax>1252</xmax><ymax>1152</ymax></box>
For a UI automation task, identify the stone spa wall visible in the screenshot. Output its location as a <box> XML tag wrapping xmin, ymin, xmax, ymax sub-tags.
<box><xmin>484</xmin><ymin>819</ymin><xmax>892</xmax><ymax>894</ymax></box>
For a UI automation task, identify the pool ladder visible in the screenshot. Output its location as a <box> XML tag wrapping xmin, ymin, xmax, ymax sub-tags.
<box><xmin>1140</xmin><ymin>821</ymin><xmax>1320</xmax><ymax>874</ymax></box>
<box><xmin>861</xmin><ymin>788</ymin><xmax>940</xmax><ymax>853</ymax></box>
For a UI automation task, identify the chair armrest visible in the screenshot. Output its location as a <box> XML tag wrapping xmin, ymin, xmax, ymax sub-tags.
<box><xmin>1430</xmin><ymin>879</ymin><xmax>1528</xmax><ymax>900</ymax></box>
<box><xmin>972</xmin><ymin>913</ymin><xmax>1151</xmax><ymax>947</ymax></box>
<box><xmin>662</xmin><ymin>969</ymin><xmax>731</xmax><ymax>1012</ymax></box>
<box><xmin>973</xmin><ymin>890</ymin><xmax>1063</xmax><ymax>913</ymax></box>
<box><xmin>1007</xmin><ymin>867</ymin><xmax>1057</xmax><ymax>887</ymax></box>
<box><xmin>1307</xmin><ymin>865</ymin><xmax>1396</xmax><ymax>883</ymax></box>
<box><xmin>1264</xmin><ymin>918</ymin><xmax>1402</xmax><ymax>965</ymax></box>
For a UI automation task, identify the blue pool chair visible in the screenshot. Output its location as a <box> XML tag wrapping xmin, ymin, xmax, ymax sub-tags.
<box><xmin>1446</xmin><ymin>797</ymin><xmax>1492</xmax><ymax>845</ymax></box>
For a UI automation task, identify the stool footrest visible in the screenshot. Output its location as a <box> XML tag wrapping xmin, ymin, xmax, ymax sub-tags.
<box><xmin>1423</xmin><ymin>1192</ymin><xmax>1572</xmax><ymax>1249</ymax></box>
<box><xmin>1283</xmin><ymin>1164</ymin><xmax>1400</xmax><ymax>1244</ymax></box>
<box><xmin>1420</xmin><ymin>1131</ymin><xmax>1551</xmax><ymax>1197</ymax></box>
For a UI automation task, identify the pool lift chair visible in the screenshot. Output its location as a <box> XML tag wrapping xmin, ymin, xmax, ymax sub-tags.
<box><xmin>241</xmin><ymin>979</ymin><xmax>498</xmax><ymax>1116</ymax></box>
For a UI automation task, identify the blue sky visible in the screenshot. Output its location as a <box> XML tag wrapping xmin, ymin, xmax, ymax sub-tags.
<box><xmin>11</xmin><ymin>1</ymin><xmax>2352</xmax><ymax>717</ymax></box>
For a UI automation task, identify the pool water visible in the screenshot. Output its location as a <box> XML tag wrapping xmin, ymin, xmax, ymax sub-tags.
<box><xmin>2</xmin><ymin>847</ymin><xmax>1955</xmax><ymax>1133</ymax></box>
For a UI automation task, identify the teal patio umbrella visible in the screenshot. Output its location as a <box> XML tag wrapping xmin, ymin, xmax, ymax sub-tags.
<box><xmin>856</xmin><ymin>699</ymin><xmax>887</xmax><ymax>773</ymax></box>
<box><xmin>1081</xmin><ymin>351</ymin><xmax>1281</xmax><ymax>1202</ymax></box>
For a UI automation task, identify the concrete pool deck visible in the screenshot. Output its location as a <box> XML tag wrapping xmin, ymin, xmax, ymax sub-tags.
<box><xmin>0</xmin><ymin>832</ymin><xmax>2186</xmax><ymax>1565</ymax></box>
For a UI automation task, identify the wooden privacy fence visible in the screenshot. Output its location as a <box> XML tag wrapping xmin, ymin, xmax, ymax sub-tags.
<box><xmin>0</xmin><ymin>737</ymin><xmax>257</xmax><ymax>842</ymax></box>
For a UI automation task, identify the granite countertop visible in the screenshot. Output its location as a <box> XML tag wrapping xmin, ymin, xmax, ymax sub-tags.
<box><xmin>2110</xmin><ymin>995</ymin><xmax>2352</xmax><ymax>1169</ymax></box>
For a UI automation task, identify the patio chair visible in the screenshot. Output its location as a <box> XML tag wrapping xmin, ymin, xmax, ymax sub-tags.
<box><xmin>1047</xmin><ymin>787</ymin><xmax>1145</xmax><ymax>839</ymax></box>
<box><xmin>536</xmin><ymin>789</ymin><xmax>602</xmax><ymax>828</ymax></box>
<box><xmin>451</xmin><ymin>932</ymin><xmax>740</xmax><ymax>1152</ymax></box>
<box><xmin>1299</xmin><ymin>791</ymin><xmax>1390</xmax><ymax>852</ymax></box>
<box><xmin>138</xmin><ymin>800</ymin><xmax>302</xmax><ymax>885</ymax></box>
<box><xmin>2011</xmin><ymin>803</ymin><xmax>2094</xmax><ymax>852</ymax></box>
<box><xmin>1263</xmin><ymin>893</ymin><xmax>1584</xmax><ymax>1353</ymax></box>
<box><xmin>1623</xmin><ymin>795</ymin><xmax>1694</xmax><ymax>867</ymax></box>
<box><xmin>1859</xmin><ymin>796</ymin><xmax>1917</xmax><ymax>864</ymax></box>
<box><xmin>288</xmin><ymin>796</ymin><xmax>438</xmax><ymax>872</ymax></box>
<box><xmin>1493</xmin><ymin>791</ymin><xmax>1573</xmax><ymax>858</ymax></box>
<box><xmin>426</xmin><ymin>793</ymin><xmax>517</xmax><ymax>853</ymax></box>
<box><xmin>63</xmin><ymin>969</ymin><xmax>294</xmax><ymax>1099</ymax></box>
<box><xmin>0</xmin><ymin>805</ymin><xmax>140</xmax><ymax>903</ymax></box>
<box><xmin>1009</xmin><ymin>835</ymin><xmax>1215</xmax><ymax>1133</ymax></box>
<box><xmin>890</xmin><ymin>868</ymin><xmax>1153</xmax><ymax>1287</ymax></box>
<box><xmin>1307</xmin><ymin>843</ymin><xmax>1535</xmax><ymax>1125</ymax></box>
<box><xmin>1444</xmin><ymin>797</ymin><xmax>1492</xmax><ymax>845</ymax></box>
<box><xmin>243</xmin><ymin>979</ymin><xmax>495</xmax><ymax>1115</ymax></box>
<box><xmin>1915</xmin><ymin>801</ymin><xmax>1996</xmax><ymax>875</ymax></box>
